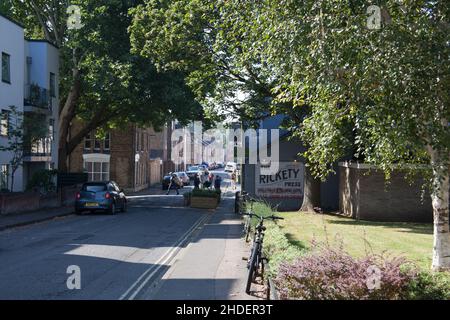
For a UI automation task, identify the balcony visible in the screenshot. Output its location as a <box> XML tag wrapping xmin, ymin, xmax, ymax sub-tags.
<box><xmin>23</xmin><ymin>137</ymin><xmax>53</xmax><ymax>162</ymax></box>
<box><xmin>24</xmin><ymin>84</ymin><xmax>53</xmax><ymax>113</ymax></box>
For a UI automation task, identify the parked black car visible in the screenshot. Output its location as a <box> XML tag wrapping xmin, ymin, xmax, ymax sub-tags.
<box><xmin>75</xmin><ymin>181</ymin><xmax>127</xmax><ymax>215</ymax></box>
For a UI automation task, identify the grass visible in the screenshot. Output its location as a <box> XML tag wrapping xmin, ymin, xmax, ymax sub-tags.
<box><xmin>273</xmin><ymin>212</ymin><xmax>434</xmax><ymax>270</ymax></box>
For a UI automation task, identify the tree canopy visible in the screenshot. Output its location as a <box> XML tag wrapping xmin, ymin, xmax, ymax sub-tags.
<box><xmin>2</xmin><ymin>0</ymin><xmax>205</xmax><ymax>170</ymax></box>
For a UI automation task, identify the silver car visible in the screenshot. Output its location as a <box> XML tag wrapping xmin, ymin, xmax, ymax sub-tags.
<box><xmin>174</xmin><ymin>172</ymin><xmax>190</xmax><ymax>186</ymax></box>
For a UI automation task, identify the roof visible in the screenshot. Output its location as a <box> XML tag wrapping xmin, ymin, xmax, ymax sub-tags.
<box><xmin>0</xmin><ymin>12</ymin><xmax>24</xmax><ymax>29</ymax></box>
<box><xmin>26</xmin><ymin>39</ymin><xmax>59</xmax><ymax>50</ymax></box>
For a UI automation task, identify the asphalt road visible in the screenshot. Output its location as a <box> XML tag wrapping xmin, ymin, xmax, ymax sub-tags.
<box><xmin>0</xmin><ymin>192</ymin><xmax>207</xmax><ymax>300</ymax></box>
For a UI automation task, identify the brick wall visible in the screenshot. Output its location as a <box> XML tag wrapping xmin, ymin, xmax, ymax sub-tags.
<box><xmin>0</xmin><ymin>184</ymin><xmax>81</xmax><ymax>215</ymax></box>
<box><xmin>110</xmin><ymin>126</ymin><xmax>134</xmax><ymax>189</ymax></box>
<box><xmin>0</xmin><ymin>192</ymin><xmax>40</xmax><ymax>215</ymax></box>
<box><xmin>339</xmin><ymin>162</ymin><xmax>433</xmax><ymax>222</ymax></box>
<box><xmin>68</xmin><ymin>120</ymin><xmax>167</xmax><ymax>192</ymax></box>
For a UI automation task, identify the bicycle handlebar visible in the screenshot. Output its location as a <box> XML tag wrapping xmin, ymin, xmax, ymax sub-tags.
<box><xmin>242</xmin><ymin>213</ymin><xmax>284</xmax><ymax>221</ymax></box>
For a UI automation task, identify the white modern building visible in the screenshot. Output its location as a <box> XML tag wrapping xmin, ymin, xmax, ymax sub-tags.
<box><xmin>0</xmin><ymin>14</ymin><xmax>59</xmax><ymax>192</ymax></box>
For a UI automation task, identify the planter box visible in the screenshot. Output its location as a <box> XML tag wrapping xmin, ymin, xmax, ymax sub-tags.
<box><xmin>183</xmin><ymin>195</ymin><xmax>191</xmax><ymax>207</ymax></box>
<box><xmin>190</xmin><ymin>196</ymin><xmax>219</xmax><ymax>209</ymax></box>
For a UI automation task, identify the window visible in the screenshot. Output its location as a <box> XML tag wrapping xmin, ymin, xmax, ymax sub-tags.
<box><xmin>49</xmin><ymin>119</ymin><xmax>54</xmax><ymax>140</ymax></box>
<box><xmin>0</xmin><ymin>165</ymin><xmax>9</xmax><ymax>190</ymax></box>
<box><xmin>50</xmin><ymin>73</ymin><xmax>56</xmax><ymax>97</ymax></box>
<box><xmin>84</xmin><ymin>132</ymin><xmax>92</xmax><ymax>150</ymax></box>
<box><xmin>84</xmin><ymin>161</ymin><xmax>110</xmax><ymax>181</ymax></box>
<box><xmin>137</xmin><ymin>131</ymin><xmax>141</xmax><ymax>151</ymax></box>
<box><xmin>0</xmin><ymin>110</ymin><xmax>10</xmax><ymax>136</ymax></box>
<box><xmin>104</xmin><ymin>132</ymin><xmax>110</xmax><ymax>150</ymax></box>
<box><xmin>2</xmin><ymin>52</ymin><xmax>10</xmax><ymax>83</ymax></box>
<box><xmin>83</xmin><ymin>183</ymin><xmax>107</xmax><ymax>192</ymax></box>
<box><xmin>94</xmin><ymin>137</ymin><xmax>101</xmax><ymax>151</ymax></box>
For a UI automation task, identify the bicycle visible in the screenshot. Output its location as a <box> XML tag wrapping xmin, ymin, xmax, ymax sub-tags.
<box><xmin>242</xmin><ymin>198</ymin><xmax>257</xmax><ymax>243</ymax></box>
<box><xmin>238</xmin><ymin>191</ymin><xmax>256</xmax><ymax>242</ymax></box>
<box><xmin>243</xmin><ymin>212</ymin><xmax>284</xmax><ymax>294</ymax></box>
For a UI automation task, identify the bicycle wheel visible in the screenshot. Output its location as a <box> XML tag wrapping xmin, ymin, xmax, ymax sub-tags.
<box><xmin>244</xmin><ymin>219</ymin><xmax>251</xmax><ymax>242</ymax></box>
<box><xmin>253</xmin><ymin>250</ymin><xmax>263</xmax><ymax>281</ymax></box>
<box><xmin>246</xmin><ymin>243</ymin><xmax>259</xmax><ymax>294</ymax></box>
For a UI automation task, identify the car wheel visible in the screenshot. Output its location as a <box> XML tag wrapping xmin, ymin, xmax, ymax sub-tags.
<box><xmin>121</xmin><ymin>201</ymin><xmax>127</xmax><ymax>212</ymax></box>
<box><xmin>75</xmin><ymin>208</ymin><xmax>82</xmax><ymax>215</ymax></box>
<box><xmin>109</xmin><ymin>202</ymin><xmax>116</xmax><ymax>215</ymax></box>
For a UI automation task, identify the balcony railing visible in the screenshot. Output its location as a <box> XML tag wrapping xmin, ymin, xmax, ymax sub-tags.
<box><xmin>24</xmin><ymin>84</ymin><xmax>53</xmax><ymax>111</ymax></box>
<box><xmin>24</xmin><ymin>137</ymin><xmax>53</xmax><ymax>157</ymax></box>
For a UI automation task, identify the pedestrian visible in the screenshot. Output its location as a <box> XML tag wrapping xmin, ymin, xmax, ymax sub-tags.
<box><xmin>166</xmin><ymin>173</ymin><xmax>181</xmax><ymax>195</ymax></box>
<box><xmin>202</xmin><ymin>170</ymin><xmax>210</xmax><ymax>189</ymax></box>
<box><xmin>194</xmin><ymin>172</ymin><xmax>201</xmax><ymax>189</ymax></box>
<box><xmin>209</xmin><ymin>173</ymin><xmax>214</xmax><ymax>189</ymax></box>
<box><xmin>231</xmin><ymin>171</ymin><xmax>237</xmax><ymax>190</ymax></box>
<box><xmin>214</xmin><ymin>174</ymin><xmax>222</xmax><ymax>191</ymax></box>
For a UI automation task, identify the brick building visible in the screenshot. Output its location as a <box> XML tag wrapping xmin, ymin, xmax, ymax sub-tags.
<box><xmin>68</xmin><ymin>120</ymin><xmax>169</xmax><ymax>192</ymax></box>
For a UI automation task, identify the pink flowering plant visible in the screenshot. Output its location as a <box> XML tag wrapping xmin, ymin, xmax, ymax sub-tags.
<box><xmin>274</xmin><ymin>242</ymin><xmax>417</xmax><ymax>300</ymax></box>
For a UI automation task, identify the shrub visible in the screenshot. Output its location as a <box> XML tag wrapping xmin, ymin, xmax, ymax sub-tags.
<box><xmin>406</xmin><ymin>271</ymin><xmax>450</xmax><ymax>300</ymax></box>
<box><xmin>190</xmin><ymin>189</ymin><xmax>221</xmax><ymax>198</ymax></box>
<box><xmin>26</xmin><ymin>169</ymin><xmax>57</xmax><ymax>194</ymax></box>
<box><xmin>274</xmin><ymin>244</ymin><xmax>416</xmax><ymax>300</ymax></box>
<box><xmin>263</xmin><ymin>225</ymin><xmax>304</xmax><ymax>278</ymax></box>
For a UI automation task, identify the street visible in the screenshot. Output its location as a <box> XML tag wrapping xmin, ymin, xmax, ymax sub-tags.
<box><xmin>0</xmin><ymin>183</ymin><xmax>250</xmax><ymax>300</ymax></box>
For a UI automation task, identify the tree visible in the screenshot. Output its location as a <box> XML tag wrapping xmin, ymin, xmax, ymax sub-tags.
<box><xmin>250</xmin><ymin>0</ymin><xmax>449</xmax><ymax>271</ymax></box>
<box><xmin>4</xmin><ymin>0</ymin><xmax>204</xmax><ymax>172</ymax></box>
<box><xmin>0</xmin><ymin>107</ymin><xmax>47</xmax><ymax>192</ymax></box>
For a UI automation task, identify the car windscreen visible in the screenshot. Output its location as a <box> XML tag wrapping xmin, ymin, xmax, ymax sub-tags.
<box><xmin>83</xmin><ymin>184</ymin><xmax>107</xmax><ymax>192</ymax></box>
<box><xmin>188</xmin><ymin>166</ymin><xmax>198</xmax><ymax>171</ymax></box>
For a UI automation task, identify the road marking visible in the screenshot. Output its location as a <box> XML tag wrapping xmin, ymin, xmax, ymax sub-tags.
<box><xmin>127</xmin><ymin>195</ymin><xmax>184</xmax><ymax>199</ymax></box>
<box><xmin>119</xmin><ymin>214</ymin><xmax>209</xmax><ymax>300</ymax></box>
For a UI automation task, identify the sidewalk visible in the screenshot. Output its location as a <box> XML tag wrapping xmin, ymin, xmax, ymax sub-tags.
<box><xmin>0</xmin><ymin>206</ymin><xmax>74</xmax><ymax>231</ymax></box>
<box><xmin>146</xmin><ymin>196</ymin><xmax>258</xmax><ymax>300</ymax></box>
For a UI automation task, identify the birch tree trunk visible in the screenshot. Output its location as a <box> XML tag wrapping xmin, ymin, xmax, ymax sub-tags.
<box><xmin>429</xmin><ymin>150</ymin><xmax>450</xmax><ymax>271</ymax></box>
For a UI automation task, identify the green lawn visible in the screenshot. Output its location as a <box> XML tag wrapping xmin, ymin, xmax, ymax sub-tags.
<box><xmin>275</xmin><ymin>212</ymin><xmax>433</xmax><ymax>269</ymax></box>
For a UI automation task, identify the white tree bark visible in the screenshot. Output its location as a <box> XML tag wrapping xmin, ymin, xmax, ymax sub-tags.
<box><xmin>430</xmin><ymin>153</ymin><xmax>450</xmax><ymax>271</ymax></box>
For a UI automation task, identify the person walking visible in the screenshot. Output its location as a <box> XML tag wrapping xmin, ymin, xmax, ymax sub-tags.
<box><xmin>231</xmin><ymin>171</ymin><xmax>237</xmax><ymax>190</ymax></box>
<box><xmin>202</xmin><ymin>170</ymin><xmax>211</xmax><ymax>189</ymax></box>
<box><xmin>166</xmin><ymin>173</ymin><xmax>181</xmax><ymax>195</ymax></box>
<box><xmin>214</xmin><ymin>174</ymin><xmax>222</xmax><ymax>191</ymax></box>
<box><xmin>208</xmin><ymin>173</ymin><xmax>215</xmax><ymax>190</ymax></box>
<box><xmin>193</xmin><ymin>172</ymin><xmax>201</xmax><ymax>189</ymax></box>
